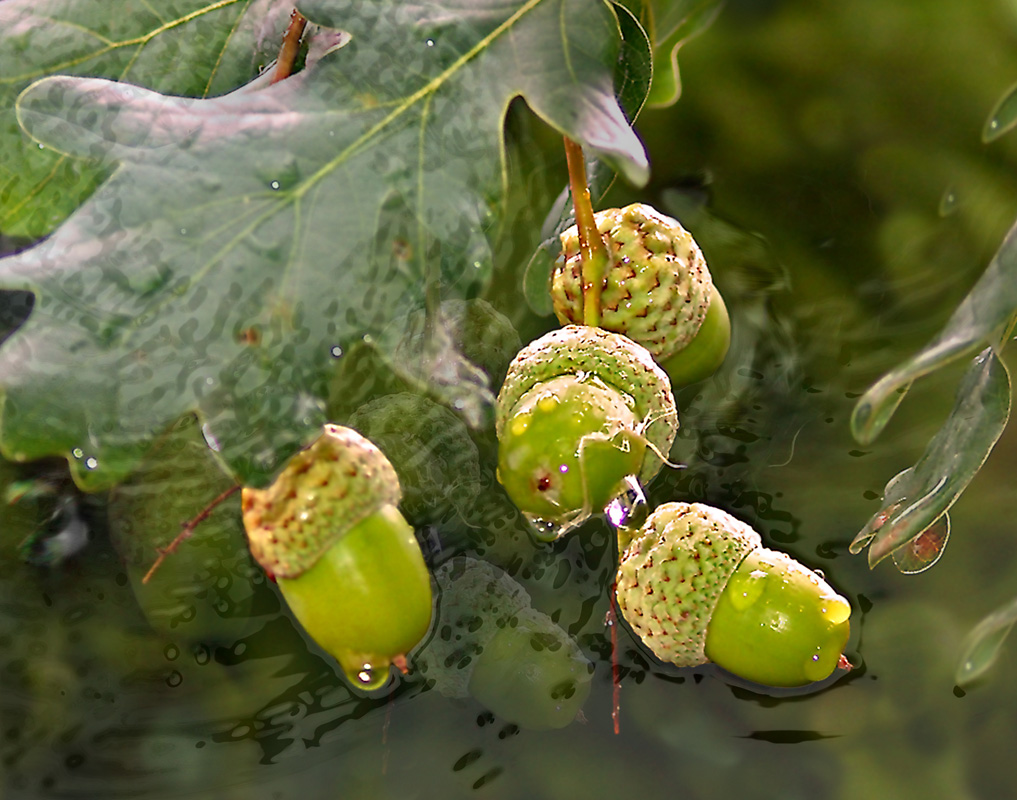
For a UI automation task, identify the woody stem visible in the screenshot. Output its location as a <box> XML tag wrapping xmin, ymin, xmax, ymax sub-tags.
<box><xmin>563</xmin><ymin>137</ymin><xmax>608</xmax><ymax>327</ymax></box>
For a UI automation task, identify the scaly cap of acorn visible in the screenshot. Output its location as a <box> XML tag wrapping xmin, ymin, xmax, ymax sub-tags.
<box><xmin>551</xmin><ymin>203</ymin><xmax>730</xmax><ymax>385</ymax></box>
<box><xmin>616</xmin><ymin>502</ymin><xmax>851</xmax><ymax>688</ymax></box>
<box><xmin>242</xmin><ymin>425</ymin><xmax>432</xmax><ymax>691</ymax></box>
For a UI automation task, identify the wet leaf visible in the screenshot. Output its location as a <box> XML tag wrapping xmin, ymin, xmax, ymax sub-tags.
<box><xmin>890</xmin><ymin>512</ymin><xmax>950</xmax><ymax>574</ymax></box>
<box><xmin>851</xmin><ymin>217</ymin><xmax>1017</xmax><ymax>445</ymax></box>
<box><xmin>983</xmin><ymin>79</ymin><xmax>1017</xmax><ymax>143</ymax></box>
<box><xmin>956</xmin><ymin>594</ymin><xmax>1017</xmax><ymax>686</ymax></box>
<box><xmin>850</xmin><ymin>348</ymin><xmax>1010</xmax><ymax>568</ymax></box>
<box><xmin>643</xmin><ymin>0</ymin><xmax>723</xmax><ymax>108</ymax></box>
<box><xmin>521</xmin><ymin>2</ymin><xmax>651</xmax><ymax>316</ymax></box>
<box><xmin>0</xmin><ymin>0</ymin><xmax>295</xmax><ymax>238</ymax></box>
<box><xmin>0</xmin><ymin>0</ymin><xmax>647</xmax><ymax>490</ymax></box>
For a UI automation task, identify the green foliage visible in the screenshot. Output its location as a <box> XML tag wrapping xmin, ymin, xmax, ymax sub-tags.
<box><xmin>0</xmin><ymin>0</ymin><xmax>648</xmax><ymax>490</ymax></box>
<box><xmin>0</xmin><ymin>0</ymin><xmax>292</xmax><ymax>238</ymax></box>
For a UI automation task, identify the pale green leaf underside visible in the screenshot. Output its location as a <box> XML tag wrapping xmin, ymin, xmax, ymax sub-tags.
<box><xmin>850</xmin><ymin>348</ymin><xmax>1011</xmax><ymax>568</ymax></box>
<box><xmin>0</xmin><ymin>0</ymin><xmax>647</xmax><ymax>490</ymax></box>
<box><xmin>851</xmin><ymin>217</ymin><xmax>1017</xmax><ymax>445</ymax></box>
<box><xmin>0</xmin><ymin>0</ymin><xmax>292</xmax><ymax>237</ymax></box>
<box><xmin>956</xmin><ymin>593</ymin><xmax>1017</xmax><ymax>686</ymax></box>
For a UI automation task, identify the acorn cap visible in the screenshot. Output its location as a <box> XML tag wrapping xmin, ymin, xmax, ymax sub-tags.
<box><xmin>615</xmin><ymin>502</ymin><xmax>760</xmax><ymax>667</ymax></box>
<box><xmin>495</xmin><ymin>325</ymin><xmax>677</xmax><ymax>484</ymax></box>
<box><xmin>241</xmin><ymin>424</ymin><xmax>401</xmax><ymax>579</ymax></box>
<box><xmin>552</xmin><ymin>203</ymin><xmax>713</xmax><ymax>359</ymax></box>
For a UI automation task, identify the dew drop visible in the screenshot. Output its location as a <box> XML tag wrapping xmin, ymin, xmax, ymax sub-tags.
<box><xmin>201</xmin><ymin>423</ymin><xmax>221</xmax><ymax>452</ymax></box>
<box><xmin>84</xmin><ymin>457</ymin><xmax>98</xmax><ymax>470</ymax></box>
<box><xmin>939</xmin><ymin>187</ymin><xmax>960</xmax><ymax>216</ymax></box>
<box><xmin>72</xmin><ymin>448</ymin><xmax>84</xmax><ymax>459</ymax></box>
<box><xmin>605</xmin><ymin>475</ymin><xmax>647</xmax><ymax>530</ymax></box>
<box><xmin>524</xmin><ymin>514</ymin><xmax>562</xmax><ymax>542</ymax></box>
<box><xmin>344</xmin><ymin>662</ymin><xmax>390</xmax><ymax>692</ymax></box>
<box><xmin>269</xmin><ymin>180</ymin><xmax>281</xmax><ymax>190</ymax></box>
<box><xmin>37</xmin><ymin>143</ymin><xmax>44</xmax><ymax>150</ymax></box>
<box><xmin>803</xmin><ymin>649</ymin><xmax>833</xmax><ymax>683</ymax></box>
<box><xmin>179</xmin><ymin>228</ymin><xmax>188</xmax><ymax>236</ymax></box>
<box><xmin>822</xmin><ymin>595</ymin><xmax>851</xmax><ymax>625</ymax></box>
<box><xmin>727</xmin><ymin>568</ymin><xmax>768</xmax><ymax>611</ymax></box>
<box><xmin>330</xmin><ymin>345</ymin><xmax>343</xmax><ymax>358</ymax></box>
<box><xmin>425</xmin><ymin>38</ymin><xmax>435</xmax><ymax>47</ymax></box>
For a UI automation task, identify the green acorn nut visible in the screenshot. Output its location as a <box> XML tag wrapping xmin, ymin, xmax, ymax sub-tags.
<box><xmin>551</xmin><ymin>203</ymin><xmax>731</xmax><ymax>386</ymax></box>
<box><xmin>495</xmin><ymin>325</ymin><xmax>677</xmax><ymax>537</ymax></box>
<box><xmin>242</xmin><ymin>424</ymin><xmax>433</xmax><ymax>691</ymax></box>
<box><xmin>616</xmin><ymin>502</ymin><xmax>851</xmax><ymax>688</ymax></box>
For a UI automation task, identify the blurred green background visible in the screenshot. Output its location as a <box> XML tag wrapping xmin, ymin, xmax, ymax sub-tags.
<box><xmin>5</xmin><ymin>0</ymin><xmax>1017</xmax><ymax>798</ymax></box>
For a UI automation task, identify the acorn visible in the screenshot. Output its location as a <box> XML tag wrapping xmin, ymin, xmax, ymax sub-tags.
<box><xmin>615</xmin><ymin>502</ymin><xmax>851</xmax><ymax>688</ymax></box>
<box><xmin>241</xmin><ymin>424</ymin><xmax>433</xmax><ymax>691</ymax></box>
<box><xmin>551</xmin><ymin>203</ymin><xmax>731</xmax><ymax>386</ymax></box>
<box><xmin>495</xmin><ymin>325</ymin><xmax>677</xmax><ymax>537</ymax></box>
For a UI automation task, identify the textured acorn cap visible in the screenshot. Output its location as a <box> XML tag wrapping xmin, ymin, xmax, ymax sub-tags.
<box><xmin>552</xmin><ymin>203</ymin><xmax>713</xmax><ymax>359</ymax></box>
<box><xmin>616</xmin><ymin>502</ymin><xmax>760</xmax><ymax>667</ymax></box>
<box><xmin>496</xmin><ymin>325</ymin><xmax>677</xmax><ymax>484</ymax></box>
<box><xmin>241</xmin><ymin>424</ymin><xmax>401</xmax><ymax>579</ymax></box>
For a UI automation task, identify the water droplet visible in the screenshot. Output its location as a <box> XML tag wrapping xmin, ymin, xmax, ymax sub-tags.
<box><xmin>604</xmin><ymin>475</ymin><xmax>647</xmax><ymax>530</ymax></box>
<box><xmin>939</xmin><ymin>187</ymin><xmax>960</xmax><ymax>216</ymax></box>
<box><xmin>984</xmin><ymin>81</ymin><xmax>1017</xmax><ymax>142</ymax></box>
<box><xmin>166</xmin><ymin>670</ymin><xmax>183</xmax><ymax>687</ymax></box>
<box><xmin>164</xmin><ymin>644</ymin><xmax>179</xmax><ymax>661</ymax></box>
<box><xmin>37</xmin><ymin>143</ymin><xmax>44</xmax><ymax>150</ymax></box>
<box><xmin>524</xmin><ymin>514</ymin><xmax>562</xmax><ymax>542</ymax></box>
<box><xmin>803</xmin><ymin>650</ymin><xmax>831</xmax><ymax>683</ymax></box>
<box><xmin>344</xmin><ymin>662</ymin><xmax>390</xmax><ymax>692</ymax></box>
<box><xmin>330</xmin><ymin>345</ymin><xmax>343</xmax><ymax>358</ymax></box>
<box><xmin>269</xmin><ymin>180</ymin><xmax>281</xmax><ymax>190</ymax></box>
<box><xmin>726</xmin><ymin>568</ymin><xmax>768</xmax><ymax>611</ymax></box>
<box><xmin>84</xmin><ymin>457</ymin><xmax>98</xmax><ymax>470</ymax></box>
<box><xmin>72</xmin><ymin>448</ymin><xmax>84</xmax><ymax>459</ymax></box>
<box><xmin>822</xmin><ymin>595</ymin><xmax>852</xmax><ymax>625</ymax></box>
<box><xmin>426</xmin><ymin>38</ymin><xmax>435</xmax><ymax>47</ymax></box>
<box><xmin>179</xmin><ymin>228</ymin><xmax>188</xmax><ymax>236</ymax></box>
<box><xmin>201</xmin><ymin>423</ymin><xmax>221</xmax><ymax>452</ymax></box>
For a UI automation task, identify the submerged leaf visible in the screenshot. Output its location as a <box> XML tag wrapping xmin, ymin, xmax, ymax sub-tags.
<box><xmin>851</xmin><ymin>217</ymin><xmax>1017</xmax><ymax>445</ymax></box>
<box><xmin>956</xmin><ymin>594</ymin><xmax>1017</xmax><ymax>686</ymax></box>
<box><xmin>0</xmin><ymin>0</ymin><xmax>647</xmax><ymax>489</ymax></box>
<box><xmin>850</xmin><ymin>348</ymin><xmax>1010</xmax><ymax>567</ymax></box>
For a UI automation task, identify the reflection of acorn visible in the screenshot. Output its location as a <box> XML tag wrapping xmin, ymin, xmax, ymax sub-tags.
<box><xmin>241</xmin><ymin>425</ymin><xmax>432</xmax><ymax>691</ymax></box>
<box><xmin>495</xmin><ymin>325</ymin><xmax>677</xmax><ymax>535</ymax></box>
<box><xmin>348</xmin><ymin>392</ymin><xmax>480</xmax><ymax>525</ymax></box>
<box><xmin>616</xmin><ymin>502</ymin><xmax>851</xmax><ymax>687</ymax></box>
<box><xmin>419</xmin><ymin>557</ymin><xmax>592</xmax><ymax>729</ymax></box>
<box><xmin>552</xmin><ymin>203</ymin><xmax>731</xmax><ymax>385</ymax></box>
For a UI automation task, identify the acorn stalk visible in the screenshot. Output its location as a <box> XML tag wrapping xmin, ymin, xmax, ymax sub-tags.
<box><xmin>242</xmin><ymin>424</ymin><xmax>433</xmax><ymax>691</ymax></box>
<box><xmin>552</xmin><ymin>203</ymin><xmax>731</xmax><ymax>386</ymax></box>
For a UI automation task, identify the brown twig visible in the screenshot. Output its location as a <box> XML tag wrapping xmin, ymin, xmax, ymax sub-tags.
<box><xmin>563</xmin><ymin>136</ymin><xmax>609</xmax><ymax>327</ymax></box>
<box><xmin>142</xmin><ymin>484</ymin><xmax>242</xmax><ymax>584</ymax></box>
<box><xmin>608</xmin><ymin>582</ymin><xmax>621</xmax><ymax>735</ymax></box>
<box><xmin>271</xmin><ymin>10</ymin><xmax>309</xmax><ymax>84</ymax></box>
